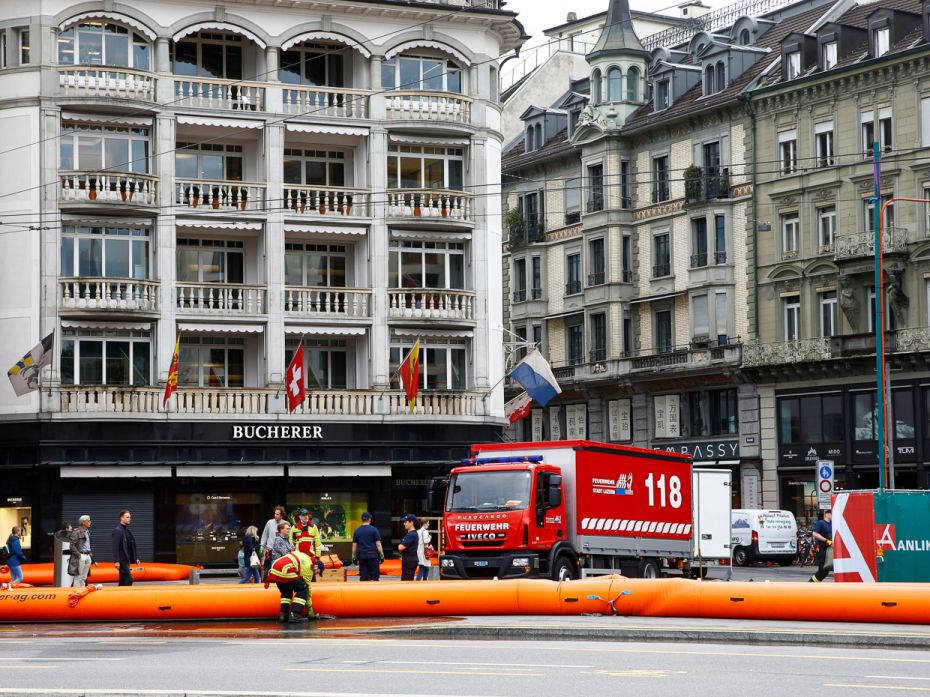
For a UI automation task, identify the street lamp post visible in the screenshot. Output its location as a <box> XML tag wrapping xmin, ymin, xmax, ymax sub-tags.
<box><xmin>872</xmin><ymin>141</ymin><xmax>887</xmax><ymax>493</ymax></box>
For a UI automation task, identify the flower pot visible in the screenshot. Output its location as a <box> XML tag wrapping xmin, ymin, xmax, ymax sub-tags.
<box><xmin>319</xmin><ymin>203</ymin><xmax>327</xmax><ymax>215</ymax></box>
<box><xmin>212</xmin><ymin>197</ymin><xmax>220</xmax><ymax>210</ymax></box>
<box><xmin>414</xmin><ymin>206</ymin><xmax>421</xmax><ymax>217</ymax></box>
<box><xmin>299</xmin><ymin>200</ymin><xmax>306</xmax><ymax>214</ymax></box>
<box><xmin>88</xmin><ymin>187</ymin><xmax>97</xmax><ymax>201</ymax></box>
<box><xmin>120</xmin><ymin>190</ymin><xmax>127</xmax><ymax>202</ymax></box>
<box><xmin>441</xmin><ymin>206</ymin><xmax>448</xmax><ymax>218</ymax></box>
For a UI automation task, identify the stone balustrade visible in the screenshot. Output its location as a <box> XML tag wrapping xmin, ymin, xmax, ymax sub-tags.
<box><xmin>176</xmin><ymin>283</ymin><xmax>266</xmax><ymax>315</ymax></box>
<box><xmin>59</xmin><ymin>278</ymin><xmax>159</xmax><ymax>313</ymax></box>
<box><xmin>388</xmin><ymin>391</ymin><xmax>476</xmax><ymax>416</ymax></box>
<box><xmin>282</xmin><ymin>86</ymin><xmax>370</xmax><ymax>119</ymax></box>
<box><xmin>388</xmin><ymin>289</ymin><xmax>475</xmax><ymax>321</ymax></box>
<box><xmin>174</xmin><ymin>77</ymin><xmax>265</xmax><ymax>111</ymax></box>
<box><xmin>296</xmin><ymin>391</ymin><xmax>377</xmax><ymax>416</ymax></box>
<box><xmin>58</xmin><ymin>67</ymin><xmax>155</xmax><ymax>101</ymax></box>
<box><xmin>60</xmin><ymin>172</ymin><xmax>157</xmax><ymax>206</ymax></box>
<box><xmin>386</xmin><ymin>189</ymin><xmax>472</xmax><ymax>221</ymax></box>
<box><xmin>385</xmin><ymin>92</ymin><xmax>472</xmax><ymax>124</ymax></box>
<box><xmin>742</xmin><ymin>337</ymin><xmax>832</xmax><ymax>367</ymax></box>
<box><xmin>175</xmin><ymin>180</ymin><xmax>266</xmax><ymax>211</ymax></box>
<box><xmin>283</xmin><ymin>287</ymin><xmax>371</xmax><ymax>319</ymax></box>
<box><xmin>283</xmin><ymin>186</ymin><xmax>368</xmax><ymax>217</ymax></box>
<box><xmin>835</xmin><ymin>227</ymin><xmax>908</xmax><ymax>260</ymax></box>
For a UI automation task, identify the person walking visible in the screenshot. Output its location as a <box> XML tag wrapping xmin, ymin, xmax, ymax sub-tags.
<box><xmin>259</xmin><ymin>505</ymin><xmax>285</xmax><ymax>581</ymax></box>
<box><xmin>351</xmin><ymin>512</ymin><xmax>384</xmax><ymax>582</ymax></box>
<box><xmin>264</xmin><ymin>550</ymin><xmax>317</xmax><ymax>623</ymax></box>
<box><xmin>809</xmin><ymin>509</ymin><xmax>833</xmax><ymax>583</ymax></box>
<box><xmin>240</xmin><ymin>525</ymin><xmax>261</xmax><ymax>584</ymax></box>
<box><xmin>4</xmin><ymin>526</ymin><xmax>27</xmax><ymax>586</ymax></box>
<box><xmin>111</xmin><ymin>510</ymin><xmax>139</xmax><ymax>586</ymax></box>
<box><xmin>415</xmin><ymin>519</ymin><xmax>432</xmax><ymax>581</ymax></box>
<box><xmin>270</xmin><ymin>520</ymin><xmax>294</xmax><ymax>565</ymax></box>
<box><xmin>68</xmin><ymin>515</ymin><xmax>96</xmax><ymax>586</ymax></box>
<box><xmin>397</xmin><ymin>514</ymin><xmax>420</xmax><ymax>582</ymax></box>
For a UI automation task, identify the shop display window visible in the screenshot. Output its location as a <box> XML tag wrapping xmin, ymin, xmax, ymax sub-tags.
<box><xmin>175</xmin><ymin>492</ymin><xmax>262</xmax><ymax>565</ymax></box>
<box><xmin>0</xmin><ymin>499</ymin><xmax>31</xmax><ymax>550</ymax></box>
<box><xmin>286</xmin><ymin>492</ymin><xmax>368</xmax><ymax>560</ymax></box>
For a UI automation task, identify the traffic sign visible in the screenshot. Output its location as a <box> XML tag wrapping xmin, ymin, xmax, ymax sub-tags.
<box><xmin>816</xmin><ymin>460</ymin><xmax>834</xmax><ymax>510</ymax></box>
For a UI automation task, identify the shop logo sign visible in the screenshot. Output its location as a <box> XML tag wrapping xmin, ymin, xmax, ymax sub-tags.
<box><xmin>232</xmin><ymin>425</ymin><xmax>324</xmax><ymax>440</ymax></box>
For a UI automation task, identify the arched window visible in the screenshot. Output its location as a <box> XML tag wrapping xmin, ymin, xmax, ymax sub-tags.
<box><xmin>739</xmin><ymin>29</ymin><xmax>751</xmax><ymax>46</ymax></box>
<box><xmin>607</xmin><ymin>67</ymin><xmax>622</xmax><ymax>101</ymax></box>
<box><xmin>704</xmin><ymin>64</ymin><xmax>715</xmax><ymax>95</ymax></box>
<box><xmin>381</xmin><ymin>54</ymin><xmax>463</xmax><ymax>93</ymax></box>
<box><xmin>58</xmin><ymin>22</ymin><xmax>151</xmax><ymax>69</ymax></box>
<box><xmin>626</xmin><ymin>66</ymin><xmax>640</xmax><ymax>101</ymax></box>
<box><xmin>716</xmin><ymin>61</ymin><xmax>726</xmax><ymax>92</ymax></box>
<box><xmin>592</xmin><ymin>69</ymin><xmax>602</xmax><ymax>103</ymax></box>
<box><xmin>535</xmin><ymin>123</ymin><xmax>543</xmax><ymax>148</ymax></box>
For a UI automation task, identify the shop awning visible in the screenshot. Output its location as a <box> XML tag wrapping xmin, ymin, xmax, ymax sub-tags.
<box><xmin>285</xmin><ymin>123</ymin><xmax>368</xmax><ymax>137</ymax></box>
<box><xmin>391</xmin><ymin>229</ymin><xmax>472</xmax><ymax>241</ymax></box>
<box><xmin>389</xmin><ymin>134</ymin><xmax>471</xmax><ymax>147</ymax></box>
<box><xmin>289</xmin><ymin>465</ymin><xmax>392</xmax><ymax>477</ymax></box>
<box><xmin>61</xmin><ymin>465</ymin><xmax>172</xmax><ymax>478</ymax></box>
<box><xmin>285</xmin><ymin>224</ymin><xmax>367</xmax><ymax>236</ymax></box>
<box><xmin>284</xmin><ymin>326</ymin><xmax>368</xmax><ymax>336</ymax></box>
<box><xmin>177</xmin><ymin>221</ymin><xmax>264</xmax><ymax>231</ymax></box>
<box><xmin>61</xmin><ymin>320</ymin><xmax>152</xmax><ymax>331</ymax></box>
<box><xmin>177</xmin><ymin>323</ymin><xmax>264</xmax><ymax>334</ymax></box>
<box><xmin>176</xmin><ymin>465</ymin><xmax>284</xmax><ymax>478</ymax></box>
<box><xmin>173</xmin><ymin>23</ymin><xmax>267</xmax><ymax>49</ymax></box>
<box><xmin>393</xmin><ymin>328</ymin><xmax>474</xmax><ymax>339</ymax></box>
<box><xmin>62</xmin><ymin>112</ymin><xmax>153</xmax><ymax>128</ymax></box>
<box><xmin>176</xmin><ymin>114</ymin><xmax>263</xmax><ymax>130</ymax></box>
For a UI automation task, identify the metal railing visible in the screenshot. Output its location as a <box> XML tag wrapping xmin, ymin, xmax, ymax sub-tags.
<box><xmin>835</xmin><ymin>227</ymin><xmax>907</xmax><ymax>260</ymax></box>
<box><xmin>690</xmin><ymin>253</ymin><xmax>708</xmax><ymax>269</ymax></box>
<box><xmin>742</xmin><ymin>337</ymin><xmax>832</xmax><ymax>367</ymax></box>
<box><xmin>653</xmin><ymin>264</ymin><xmax>671</xmax><ymax>278</ymax></box>
<box><xmin>588</xmin><ymin>272</ymin><xmax>605</xmax><ymax>286</ymax></box>
<box><xmin>565</xmin><ymin>280</ymin><xmax>582</xmax><ymax>295</ymax></box>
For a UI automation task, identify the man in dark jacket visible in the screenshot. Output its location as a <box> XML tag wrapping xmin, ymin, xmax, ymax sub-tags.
<box><xmin>111</xmin><ymin>510</ymin><xmax>139</xmax><ymax>586</ymax></box>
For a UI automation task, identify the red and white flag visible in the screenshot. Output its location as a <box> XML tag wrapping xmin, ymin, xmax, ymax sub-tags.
<box><xmin>505</xmin><ymin>392</ymin><xmax>533</xmax><ymax>424</ymax></box>
<box><xmin>286</xmin><ymin>344</ymin><xmax>306</xmax><ymax>413</ymax></box>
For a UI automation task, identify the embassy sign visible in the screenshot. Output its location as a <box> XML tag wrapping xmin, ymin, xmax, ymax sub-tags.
<box><xmin>232</xmin><ymin>425</ymin><xmax>324</xmax><ymax>440</ymax></box>
<box><xmin>658</xmin><ymin>439</ymin><xmax>740</xmax><ymax>461</ymax></box>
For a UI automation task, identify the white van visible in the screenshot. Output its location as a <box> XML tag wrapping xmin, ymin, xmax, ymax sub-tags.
<box><xmin>731</xmin><ymin>509</ymin><xmax>798</xmax><ymax>566</ymax></box>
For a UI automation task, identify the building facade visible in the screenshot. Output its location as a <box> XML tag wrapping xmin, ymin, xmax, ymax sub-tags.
<box><xmin>0</xmin><ymin>0</ymin><xmax>523</xmax><ymax>563</ymax></box>
<box><xmin>746</xmin><ymin>0</ymin><xmax>930</xmax><ymax>524</ymax></box>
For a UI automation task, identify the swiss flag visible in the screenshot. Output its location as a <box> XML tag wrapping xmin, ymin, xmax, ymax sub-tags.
<box><xmin>505</xmin><ymin>392</ymin><xmax>533</xmax><ymax>424</ymax></box>
<box><xmin>286</xmin><ymin>344</ymin><xmax>306</xmax><ymax>414</ymax></box>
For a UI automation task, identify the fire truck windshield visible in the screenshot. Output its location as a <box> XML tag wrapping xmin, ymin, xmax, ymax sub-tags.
<box><xmin>446</xmin><ymin>471</ymin><xmax>532</xmax><ymax>512</ymax></box>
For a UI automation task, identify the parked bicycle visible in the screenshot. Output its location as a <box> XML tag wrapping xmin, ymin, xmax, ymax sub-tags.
<box><xmin>794</xmin><ymin>529</ymin><xmax>817</xmax><ymax>567</ymax></box>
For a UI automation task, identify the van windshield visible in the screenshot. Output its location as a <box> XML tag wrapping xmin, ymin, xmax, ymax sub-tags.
<box><xmin>446</xmin><ymin>471</ymin><xmax>532</xmax><ymax>512</ymax></box>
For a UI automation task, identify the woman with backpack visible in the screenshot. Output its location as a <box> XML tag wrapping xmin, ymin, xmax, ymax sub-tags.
<box><xmin>240</xmin><ymin>525</ymin><xmax>261</xmax><ymax>584</ymax></box>
<box><xmin>4</xmin><ymin>526</ymin><xmax>28</xmax><ymax>586</ymax></box>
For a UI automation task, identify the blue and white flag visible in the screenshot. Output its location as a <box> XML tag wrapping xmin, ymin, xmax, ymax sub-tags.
<box><xmin>509</xmin><ymin>350</ymin><xmax>561</xmax><ymax>407</ymax></box>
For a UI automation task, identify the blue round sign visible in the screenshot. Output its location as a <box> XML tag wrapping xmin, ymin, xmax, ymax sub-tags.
<box><xmin>819</xmin><ymin>464</ymin><xmax>832</xmax><ymax>479</ymax></box>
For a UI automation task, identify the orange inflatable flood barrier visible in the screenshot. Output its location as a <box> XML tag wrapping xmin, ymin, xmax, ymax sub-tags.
<box><xmin>1</xmin><ymin>576</ymin><xmax>929</xmax><ymax>624</ymax></box>
<box><xmin>0</xmin><ymin>562</ymin><xmax>199</xmax><ymax>586</ymax></box>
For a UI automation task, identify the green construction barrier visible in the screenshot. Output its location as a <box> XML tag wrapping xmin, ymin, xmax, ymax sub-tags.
<box><xmin>874</xmin><ymin>491</ymin><xmax>930</xmax><ymax>582</ymax></box>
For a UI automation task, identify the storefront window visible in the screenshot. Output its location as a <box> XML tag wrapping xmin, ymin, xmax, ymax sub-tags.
<box><xmin>893</xmin><ymin>388</ymin><xmax>915</xmax><ymax>439</ymax></box>
<box><xmin>853</xmin><ymin>391</ymin><xmax>877</xmax><ymax>441</ymax></box>
<box><xmin>780</xmin><ymin>477</ymin><xmax>844</xmax><ymax>530</ymax></box>
<box><xmin>175</xmin><ymin>492</ymin><xmax>262</xmax><ymax>565</ymax></box>
<box><xmin>779</xmin><ymin>398</ymin><xmax>800</xmax><ymax>443</ymax></box>
<box><xmin>779</xmin><ymin>394</ymin><xmax>844</xmax><ymax>444</ymax></box>
<box><xmin>0</xmin><ymin>498</ymin><xmax>31</xmax><ymax>551</ymax></box>
<box><xmin>286</xmin><ymin>492</ymin><xmax>368</xmax><ymax>560</ymax></box>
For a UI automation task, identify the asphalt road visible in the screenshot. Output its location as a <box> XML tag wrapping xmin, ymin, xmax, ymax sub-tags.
<box><xmin>0</xmin><ymin>634</ymin><xmax>927</xmax><ymax>696</ymax></box>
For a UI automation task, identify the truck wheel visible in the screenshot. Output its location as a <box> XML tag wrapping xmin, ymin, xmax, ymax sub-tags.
<box><xmin>733</xmin><ymin>546</ymin><xmax>751</xmax><ymax>567</ymax></box>
<box><xmin>638</xmin><ymin>559</ymin><xmax>660</xmax><ymax>579</ymax></box>
<box><xmin>551</xmin><ymin>555</ymin><xmax>577</xmax><ymax>582</ymax></box>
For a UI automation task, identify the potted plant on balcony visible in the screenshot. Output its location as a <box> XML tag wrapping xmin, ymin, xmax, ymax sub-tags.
<box><xmin>716</xmin><ymin>171</ymin><xmax>730</xmax><ymax>199</ymax></box>
<box><xmin>506</xmin><ymin>207</ymin><xmax>526</xmax><ymax>249</ymax></box>
<box><xmin>239</xmin><ymin>188</ymin><xmax>248</xmax><ymax>211</ymax></box>
<box><xmin>413</xmin><ymin>193</ymin><xmax>422</xmax><ymax>217</ymax></box>
<box><xmin>211</xmin><ymin>186</ymin><xmax>221</xmax><ymax>209</ymax></box>
<box><xmin>684</xmin><ymin>165</ymin><xmax>702</xmax><ymax>203</ymax></box>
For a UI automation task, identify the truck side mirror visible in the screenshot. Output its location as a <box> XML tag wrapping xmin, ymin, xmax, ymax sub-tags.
<box><xmin>548</xmin><ymin>486</ymin><xmax>562</xmax><ymax>508</ymax></box>
<box><xmin>549</xmin><ymin>475</ymin><xmax>562</xmax><ymax>487</ymax></box>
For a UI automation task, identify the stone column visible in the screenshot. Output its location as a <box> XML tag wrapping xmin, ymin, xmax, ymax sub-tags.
<box><xmin>155</xmin><ymin>114</ymin><xmax>177</xmax><ymax>383</ymax></box>
<box><xmin>264</xmin><ymin>123</ymin><xmax>286</xmax><ymax>390</ymax></box>
<box><xmin>155</xmin><ymin>38</ymin><xmax>173</xmax><ymax>104</ymax></box>
<box><xmin>368</xmin><ymin>127</ymin><xmax>390</xmax><ymax>389</ymax></box>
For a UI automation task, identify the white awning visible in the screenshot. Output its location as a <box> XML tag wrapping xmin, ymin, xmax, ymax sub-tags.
<box><xmin>60</xmin><ymin>320</ymin><xmax>152</xmax><ymax>331</ymax></box>
<box><xmin>286</xmin><ymin>123</ymin><xmax>368</xmax><ymax>137</ymax></box>
<box><xmin>176</xmin><ymin>114</ymin><xmax>264</xmax><ymax>130</ymax></box>
<box><xmin>285</xmin><ymin>224</ymin><xmax>367</xmax><ymax>236</ymax></box>
<box><xmin>62</xmin><ymin>112</ymin><xmax>153</xmax><ymax>128</ymax></box>
<box><xmin>59</xmin><ymin>12</ymin><xmax>157</xmax><ymax>41</ymax></box>
<box><xmin>391</xmin><ymin>230</ymin><xmax>472</xmax><ymax>241</ymax></box>
<box><xmin>61</xmin><ymin>465</ymin><xmax>172</xmax><ymax>479</ymax></box>
<box><xmin>393</xmin><ymin>328</ymin><xmax>473</xmax><ymax>339</ymax></box>
<box><xmin>628</xmin><ymin>290</ymin><xmax>687</xmax><ymax>305</ymax></box>
<box><xmin>60</xmin><ymin>217</ymin><xmax>153</xmax><ymax>227</ymax></box>
<box><xmin>280</xmin><ymin>32</ymin><xmax>372</xmax><ymax>57</ymax></box>
<box><xmin>289</xmin><ymin>465</ymin><xmax>391</xmax><ymax>477</ymax></box>
<box><xmin>173</xmin><ymin>23</ymin><xmax>267</xmax><ymax>49</ymax></box>
<box><xmin>284</xmin><ymin>326</ymin><xmax>368</xmax><ymax>336</ymax></box>
<box><xmin>384</xmin><ymin>40</ymin><xmax>470</xmax><ymax>65</ymax></box>
<box><xmin>177</xmin><ymin>221</ymin><xmax>264</xmax><ymax>231</ymax></box>
<box><xmin>176</xmin><ymin>465</ymin><xmax>284</xmax><ymax>478</ymax></box>
<box><xmin>389</xmin><ymin>134</ymin><xmax>470</xmax><ymax>147</ymax></box>
<box><xmin>178</xmin><ymin>323</ymin><xmax>264</xmax><ymax>334</ymax></box>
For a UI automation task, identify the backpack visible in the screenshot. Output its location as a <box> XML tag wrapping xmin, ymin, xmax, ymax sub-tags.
<box><xmin>0</xmin><ymin>544</ymin><xmax>10</xmax><ymax>565</ymax></box>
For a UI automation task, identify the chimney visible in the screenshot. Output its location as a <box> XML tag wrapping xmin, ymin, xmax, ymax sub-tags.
<box><xmin>567</xmin><ymin>12</ymin><xmax>578</xmax><ymax>22</ymax></box>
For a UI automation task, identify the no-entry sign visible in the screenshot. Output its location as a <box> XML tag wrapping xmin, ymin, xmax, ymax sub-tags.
<box><xmin>816</xmin><ymin>460</ymin><xmax>834</xmax><ymax>510</ymax></box>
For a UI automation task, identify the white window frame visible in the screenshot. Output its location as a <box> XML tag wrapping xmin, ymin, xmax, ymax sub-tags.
<box><xmin>386</xmin><ymin>144</ymin><xmax>465</xmax><ymax>190</ymax></box>
<box><xmin>874</xmin><ymin>27</ymin><xmax>890</xmax><ymax>57</ymax></box>
<box><xmin>58</xmin><ymin>21</ymin><xmax>151</xmax><ymax>70</ymax></box>
<box><xmin>861</xmin><ymin>110</ymin><xmax>875</xmax><ymax>157</ymax></box>
<box><xmin>176</xmin><ymin>238</ymin><xmax>245</xmax><ymax>284</ymax></box>
<box><xmin>284</xmin><ymin>242</ymin><xmax>348</xmax><ymax>288</ymax></box>
<box><xmin>285</xmin><ymin>337</ymin><xmax>350</xmax><ymax>390</ymax></box>
<box><xmin>19</xmin><ymin>28</ymin><xmax>29</xmax><ymax>65</ymax></box>
<box><xmin>878</xmin><ymin>107</ymin><xmax>893</xmax><ymax>153</ymax></box>
<box><xmin>655</xmin><ymin>79</ymin><xmax>670</xmax><ymax>111</ymax></box>
<box><xmin>822</xmin><ymin>41</ymin><xmax>837</xmax><ymax>69</ymax></box>
<box><xmin>388</xmin><ymin>239</ymin><xmax>466</xmax><ymax>290</ymax></box>
<box><xmin>61</xmin><ymin>224</ymin><xmax>151</xmax><ymax>279</ymax></box>
<box><xmin>381</xmin><ymin>54</ymin><xmax>462</xmax><ymax>93</ymax></box>
<box><xmin>786</xmin><ymin>51</ymin><xmax>801</xmax><ymax>79</ymax></box>
<box><xmin>783</xmin><ymin>296</ymin><xmax>800</xmax><ymax>341</ymax></box>
<box><xmin>60</xmin><ymin>328</ymin><xmax>151</xmax><ymax>386</ymax></box>
<box><xmin>924</xmin><ymin>185</ymin><xmax>930</xmax><ymax>237</ymax></box>
<box><xmin>778</xmin><ymin>130</ymin><xmax>797</xmax><ymax>174</ymax></box>
<box><xmin>175</xmin><ymin>142</ymin><xmax>243</xmax><ymax>181</ymax></box>
<box><xmin>178</xmin><ymin>335</ymin><xmax>246</xmax><ymax>388</ymax></box>
<box><xmin>283</xmin><ymin>148</ymin><xmax>347</xmax><ymax>187</ymax></box>
<box><xmin>819</xmin><ymin>290</ymin><xmax>837</xmax><ymax>337</ymax></box>
<box><xmin>60</xmin><ymin>123</ymin><xmax>150</xmax><ymax>174</ymax></box>
<box><xmin>279</xmin><ymin>42</ymin><xmax>346</xmax><ymax>88</ymax></box>
<box><xmin>814</xmin><ymin>121</ymin><xmax>834</xmax><ymax>167</ymax></box>
<box><xmin>781</xmin><ymin>213</ymin><xmax>800</xmax><ymax>257</ymax></box>
<box><xmin>818</xmin><ymin>206</ymin><xmax>836</xmax><ymax>250</ymax></box>
<box><xmin>390</xmin><ymin>340</ymin><xmax>468</xmax><ymax>390</ymax></box>
<box><xmin>0</xmin><ymin>31</ymin><xmax>7</xmax><ymax>69</ymax></box>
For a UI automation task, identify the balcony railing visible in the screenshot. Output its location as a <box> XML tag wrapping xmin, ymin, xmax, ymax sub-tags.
<box><xmin>513</xmin><ymin>289</ymin><xmax>527</xmax><ymax>303</ymax></box>
<box><xmin>835</xmin><ymin>227</ymin><xmax>907</xmax><ymax>260</ymax></box>
<box><xmin>176</xmin><ymin>283</ymin><xmax>267</xmax><ymax>315</ymax></box>
<box><xmin>282</xmin><ymin>86</ymin><xmax>370</xmax><ymax>119</ymax></box>
<box><xmin>565</xmin><ymin>280</ymin><xmax>582</xmax><ymax>295</ymax></box>
<box><xmin>653</xmin><ymin>263</ymin><xmax>671</xmax><ymax>278</ymax></box>
<box><xmin>742</xmin><ymin>337</ymin><xmax>832</xmax><ymax>367</ymax></box>
<box><xmin>588</xmin><ymin>272</ymin><xmax>605</xmax><ymax>286</ymax></box>
<box><xmin>690</xmin><ymin>253</ymin><xmax>708</xmax><ymax>268</ymax></box>
<box><xmin>385</xmin><ymin>92</ymin><xmax>472</xmax><ymax>124</ymax></box>
<box><xmin>283</xmin><ymin>186</ymin><xmax>369</xmax><ymax>217</ymax></box>
<box><xmin>530</xmin><ymin>287</ymin><xmax>542</xmax><ymax>300</ymax></box>
<box><xmin>60</xmin><ymin>172</ymin><xmax>157</xmax><ymax>206</ymax></box>
<box><xmin>388</xmin><ymin>391</ymin><xmax>476</xmax><ymax>416</ymax></box>
<box><xmin>58</xmin><ymin>67</ymin><xmax>155</xmax><ymax>101</ymax></box>
<box><xmin>629</xmin><ymin>340</ymin><xmax>741</xmax><ymax>372</ymax></box>
<box><xmin>295</xmin><ymin>390</ymin><xmax>377</xmax><ymax>416</ymax></box>
<box><xmin>59</xmin><ymin>279</ymin><xmax>159</xmax><ymax>313</ymax></box>
<box><xmin>387</xmin><ymin>190</ymin><xmax>472</xmax><ymax>222</ymax></box>
<box><xmin>589</xmin><ymin>348</ymin><xmax>607</xmax><ymax>362</ymax></box>
<box><xmin>174</xmin><ymin>77</ymin><xmax>264</xmax><ymax>111</ymax></box>
<box><xmin>283</xmin><ymin>287</ymin><xmax>371</xmax><ymax>319</ymax></box>
<box><xmin>651</xmin><ymin>183</ymin><xmax>671</xmax><ymax>203</ymax></box>
<box><xmin>388</xmin><ymin>289</ymin><xmax>475</xmax><ymax>321</ymax></box>
<box><xmin>175</xmin><ymin>180</ymin><xmax>266</xmax><ymax>211</ymax></box>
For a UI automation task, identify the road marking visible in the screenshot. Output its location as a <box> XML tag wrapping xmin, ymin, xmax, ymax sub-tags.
<box><xmin>867</xmin><ymin>677</ymin><xmax>930</xmax><ymax>682</ymax></box>
<box><xmin>0</xmin><ymin>691</ymin><xmax>510</xmax><ymax>697</ymax></box>
<box><xmin>595</xmin><ymin>669</ymin><xmax>687</xmax><ymax>678</ymax></box>
<box><xmin>374</xmin><ymin>661</ymin><xmax>592</xmax><ymax>669</ymax></box>
<box><xmin>0</xmin><ymin>657</ymin><xmax>122</xmax><ymax>662</ymax></box>
<box><xmin>827</xmin><ymin>684</ymin><xmax>930</xmax><ymax>692</ymax></box>
<box><xmin>0</xmin><ymin>666</ymin><xmax>58</xmax><ymax>669</ymax></box>
<box><xmin>287</xmin><ymin>667</ymin><xmax>544</xmax><ymax>677</ymax></box>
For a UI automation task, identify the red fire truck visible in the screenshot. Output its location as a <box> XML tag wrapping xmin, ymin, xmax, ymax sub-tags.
<box><xmin>430</xmin><ymin>440</ymin><xmax>732</xmax><ymax>580</ymax></box>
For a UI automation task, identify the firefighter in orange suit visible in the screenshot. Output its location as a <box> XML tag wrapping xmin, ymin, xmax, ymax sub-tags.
<box><xmin>264</xmin><ymin>550</ymin><xmax>317</xmax><ymax>622</ymax></box>
<box><xmin>290</xmin><ymin>508</ymin><xmax>325</xmax><ymax>580</ymax></box>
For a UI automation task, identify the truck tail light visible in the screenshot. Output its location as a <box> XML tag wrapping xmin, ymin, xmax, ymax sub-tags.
<box><xmin>751</xmin><ymin>530</ymin><xmax>758</xmax><ymax>544</ymax></box>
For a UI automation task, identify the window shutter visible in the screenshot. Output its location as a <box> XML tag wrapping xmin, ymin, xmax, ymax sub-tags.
<box><xmin>720</xmin><ymin>134</ymin><xmax>731</xmax><ymax>167</ymax></box>
<box><xmin>693</xmin><ymin>142</ymin><xmax>702</xmax><ymax>167</ymax></box>
<box><xmin>537</xmin><ymin>188</ymin><xmax>546</xmax><ymax>231</ymax></box>
<box><xmin>922</xmin><ymin>98</ymin><xmax>930</xmax><ymax>147</ymax></box>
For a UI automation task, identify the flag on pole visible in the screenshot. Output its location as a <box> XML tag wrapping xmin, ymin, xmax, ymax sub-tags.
<box><xmin>7</xmin><ymin>331</ymin><xmax>54</xmax><ymax>397</ymax></box>
<box><xmin>286</xmin><ymin>343</ymin><xmax>306</xmax><ymax>414</ymax></box>
<box><xmin>399</xmin><ymin>340</ymin><xmax>421</xmax><ymax>413</ymax></box>
<box><xmin>508</xmin><ymin>349</ymin><xmax>562</xmax><ymax>407</ymax></box>
<box><xmin>162</xmin><ymin>336</ymin><xmax>181</xmax><ymax>409</ymax></box>
<box><xmin>505</xmin><ymin>391</ymin><xmax>533</xmax><ymax>424</ymax></box>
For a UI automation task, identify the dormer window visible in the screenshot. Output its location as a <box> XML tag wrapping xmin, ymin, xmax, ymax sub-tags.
<box><xmin>716</xmin><ymin>61</ymin><xmax>725</xmax><ymax>92</ymax></box>
<box><xmin>786</xmin><ymin>51</ymin><xmax>801</xmax><ymax>79</ymax></box>
<box><xmin>739</xmin><ymin>29</ymin><xmax>751</xmax><ymax>45</ymax></box>
<box><xmin>822</xmin><ymin>41</ymin><xmax>837</xmax><ymax>69</ymax></box>
<box><xmin>525</xmin><ymin>122</ymin><xmax>544</xmax><ymax>153</ymax></box>
<box><xmin>627</xmin><ymin>67</ymin><xmax>640</xmax><ymax>101</ymax></box>
<box><xmin>704</xmin><ymin>64</ymin><xmax>715</xmax><ymax>95</ymax></box>
<box><xmin>704</xmin><ymin>61</ymin><xmax>726</xmax><ymax>96</ymax></box>
<box><xmin>874</xmin><ymin>27</ymin><xmax>890</xmax><ymax>57</ymax></box>
<box><xmin>656</xmin><ymin>79</ymin><xmax>670</xmax><ymax>111</ymax></box>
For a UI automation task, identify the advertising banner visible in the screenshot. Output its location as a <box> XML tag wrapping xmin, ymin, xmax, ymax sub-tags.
<box><xmin>832</xmin><ymin>491</ymin><xmax>877</xmax><ymax>583</ymax></box>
